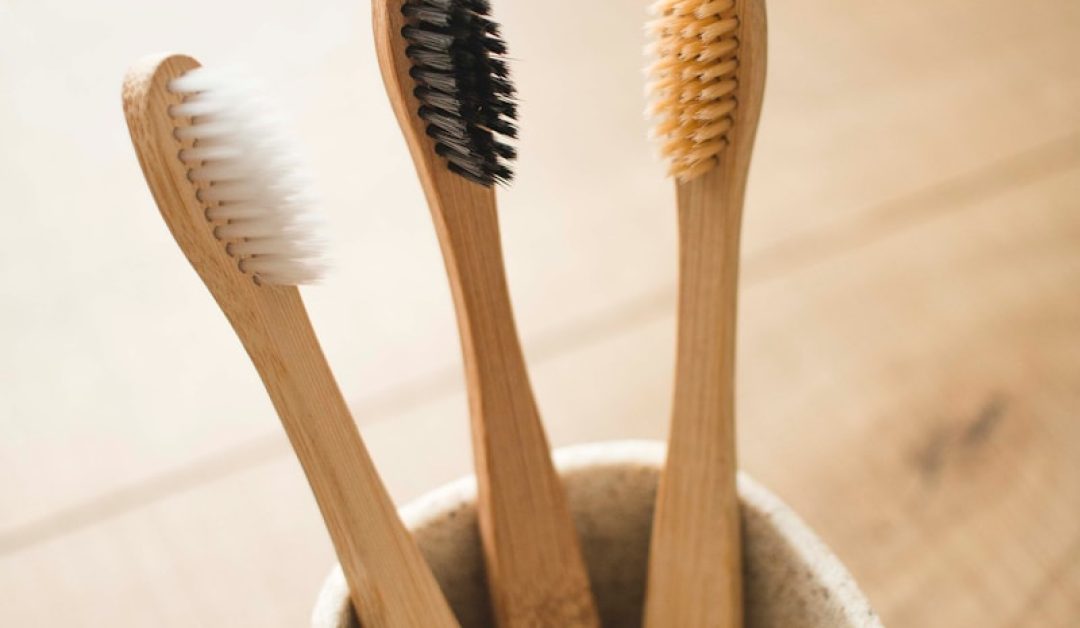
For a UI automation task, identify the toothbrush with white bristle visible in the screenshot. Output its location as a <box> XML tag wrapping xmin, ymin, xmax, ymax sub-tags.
<box><xmin>123</xmin><ymin>53</ymin><xmax>459</xmax><ymax>628</ymax></box>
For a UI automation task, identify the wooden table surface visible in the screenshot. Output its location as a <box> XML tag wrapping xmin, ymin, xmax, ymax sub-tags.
<box><xmin>1</xmin><ymin>0</ymin><xmax>1077</xmax><ymax>626</ymax></box>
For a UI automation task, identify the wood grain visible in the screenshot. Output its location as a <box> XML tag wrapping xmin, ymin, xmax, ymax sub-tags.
<box><xmin>644</xmin><ymin>1</ymin><xmax>767</xmax><ymax>626</ymax></box>
<box><xmin>371</xmin><ymin>2</ymin><xmax>601</xmax><ymax>626</ymax></box>
<box><xmin>122</xmin><ymin>53</ymin><xmax>459</xmax><ymax>628</ymax></box>
<box><xmin>1</xmin><ymin>149</ymin><xmax>1077</xmax><ymax>628</ymax></box>
<box><xmin>737</xmin><ymin>162</ymin><xmax>1080</xmax><ymax>628</ymax></box>
<box><xmin>5</xmin><ymin>0</ymin><xmax>1078</xmax><ymax>537</ymax></box>
<box><xmin>1</xmin><ymin>1</ymin><xmax>1079</xmax><ymax>627</ymax></box>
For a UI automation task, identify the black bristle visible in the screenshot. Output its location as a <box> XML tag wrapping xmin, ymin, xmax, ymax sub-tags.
<box><xmin>401</xmin><ymin>0</ymin><xmax>518</xmax><ymax>187</ymax></box>
<box><xmin>410</xmin><ymin>67</ymin><xmax>459</xmax><ymax>94</ymax></box>
<box><xmin>406</xmin><ymin>46</ymin><xmax>454</xmax><ymax>72</ymax></box>
<box><xmin>492</xmin><ymin>141</ymin><xmax>516</xmax><ymax>159</ymax></box>
<box><xmin>401</xmin><ymin>4</ymin><xmax>451</xmax><ymax>26</ymax></box>
<box><xmin>414</xmin><ymin>87</ymin><xmax>460</xmax><ymax>113</ymax></box>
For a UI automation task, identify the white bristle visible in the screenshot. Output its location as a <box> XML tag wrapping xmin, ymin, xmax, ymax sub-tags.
<box><xmin>168</xmin><ymin>66</ymin><xmax>324</xmax><ymax>286</ymax></box>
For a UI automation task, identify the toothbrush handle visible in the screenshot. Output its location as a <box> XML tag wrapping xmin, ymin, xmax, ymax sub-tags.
<box><xmin>428</xmin><ymin>177</ymin><xmax>600</xmax><ymax>628</ymax></box>
<box><xmin>646</xmin><ymin>166</ymin><xmax>745</xmax><ymax>628</ymax></box>
<box><xmin>240</xmin><ymin>287</ymin><xmax>460</xmax><ymax>628</ymax></box>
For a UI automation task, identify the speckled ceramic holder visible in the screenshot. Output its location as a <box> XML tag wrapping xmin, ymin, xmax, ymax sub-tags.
<box><xmin>312</xmin><ymin>441</ymin><xmax>883</xmax><ymax>628</ymax></box>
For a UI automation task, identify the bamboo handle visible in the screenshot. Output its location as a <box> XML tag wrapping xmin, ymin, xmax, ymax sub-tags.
<box><xmin>234</xmin><ymin>288</ymin><xmax>460</xmax><ymax>628</ymax></box>
<box><xmin>645</xmin><ymin>166</ymin><xmax>745</xmax><ymax>628</ymax></box>
<box><xmin>428</xmin><ymin>175</ymin><xmax>600</xmax><ymax>628</ymax></box>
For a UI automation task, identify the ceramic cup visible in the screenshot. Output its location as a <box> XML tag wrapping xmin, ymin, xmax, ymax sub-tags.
<box><xmin>312</xmin><ymin>440</ymin><xmax>883</xmax><ymax>627</ymax></box>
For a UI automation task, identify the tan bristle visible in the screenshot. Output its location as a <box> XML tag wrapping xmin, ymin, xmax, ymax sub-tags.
<box><xmin>647</xmin><ymin>0</ymin><xmax>740</xmax><ymax>181</ymax></box>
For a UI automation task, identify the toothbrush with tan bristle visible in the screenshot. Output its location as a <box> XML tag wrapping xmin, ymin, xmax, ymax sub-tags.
<box><xmin>122</xmin><ymin>53</ymin><xmax>459</xmax><ymax>628</ymax></box>
<box><xmin>372</xmin><ymin>2</ymin><xmax>602</xmax><ymax>626</ymax></box>
<box><xmin>642</xmin><ymin>1</ymin><xmax>767</xmax><ymax>627</ymax></box>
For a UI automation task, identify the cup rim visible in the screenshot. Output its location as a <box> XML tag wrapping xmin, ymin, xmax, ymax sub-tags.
<box><xmin>312</xmin><ymin>439</ymin><xmax>883</xmax><ymax>628</ymax></box>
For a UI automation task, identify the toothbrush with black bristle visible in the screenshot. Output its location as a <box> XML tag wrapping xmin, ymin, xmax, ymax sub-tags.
<box><xmin>372</xmin><ymin>2</ymin><xmax>602</xmax><ymax>626</ymax></box>
<box><xmin>642</xmin><ymin>1</ymin><xmax>768</xmax><ymax>627</ymax></box>
<box><xmin>122</xmin><ymin>53</ymin><xmax>460</xmax><ymax>628</ymax></box>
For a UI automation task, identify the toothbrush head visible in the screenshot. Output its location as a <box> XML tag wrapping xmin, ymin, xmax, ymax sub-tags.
<box><xmin>646</xmin><ymin>0</ymin><xmax>744</xmax><ymax>182</ymax></box>
<box><xmin>400</xmin><ymin>0</ymin><xmax>518</xmax><ymax>187</ymax></box>
<box><xmin>124</xmin><ymin>55</ymin><xmax>324</xmax><ymax>288</ymax></box>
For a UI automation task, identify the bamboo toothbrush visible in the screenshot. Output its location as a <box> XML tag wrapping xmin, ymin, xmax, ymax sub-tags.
<box><xmin>122</xmin><ymin>54</ymin><xmax>459</xmax><ymax>628</ymax></box>
<box><xmin>372</xmin><ymin>2</ymin><xmax>601</xmax><ymax>626</ymax></box>
<box><xmin>642</xmin><ymin>1</ymin><xmax>767</xmax><ymax>627</ymax></box>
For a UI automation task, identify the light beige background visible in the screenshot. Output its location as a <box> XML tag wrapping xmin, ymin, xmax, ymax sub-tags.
<box><xmin>1</xmin><ymin>0</ymin><xmax>1078</xmax><ymax>626</ymax></box>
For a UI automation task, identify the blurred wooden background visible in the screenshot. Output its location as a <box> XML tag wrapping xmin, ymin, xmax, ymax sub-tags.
<box><xmin>1</xmin><ymin>0</ymin><xmax>1077</xmax><ymax>625</ymax></box>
